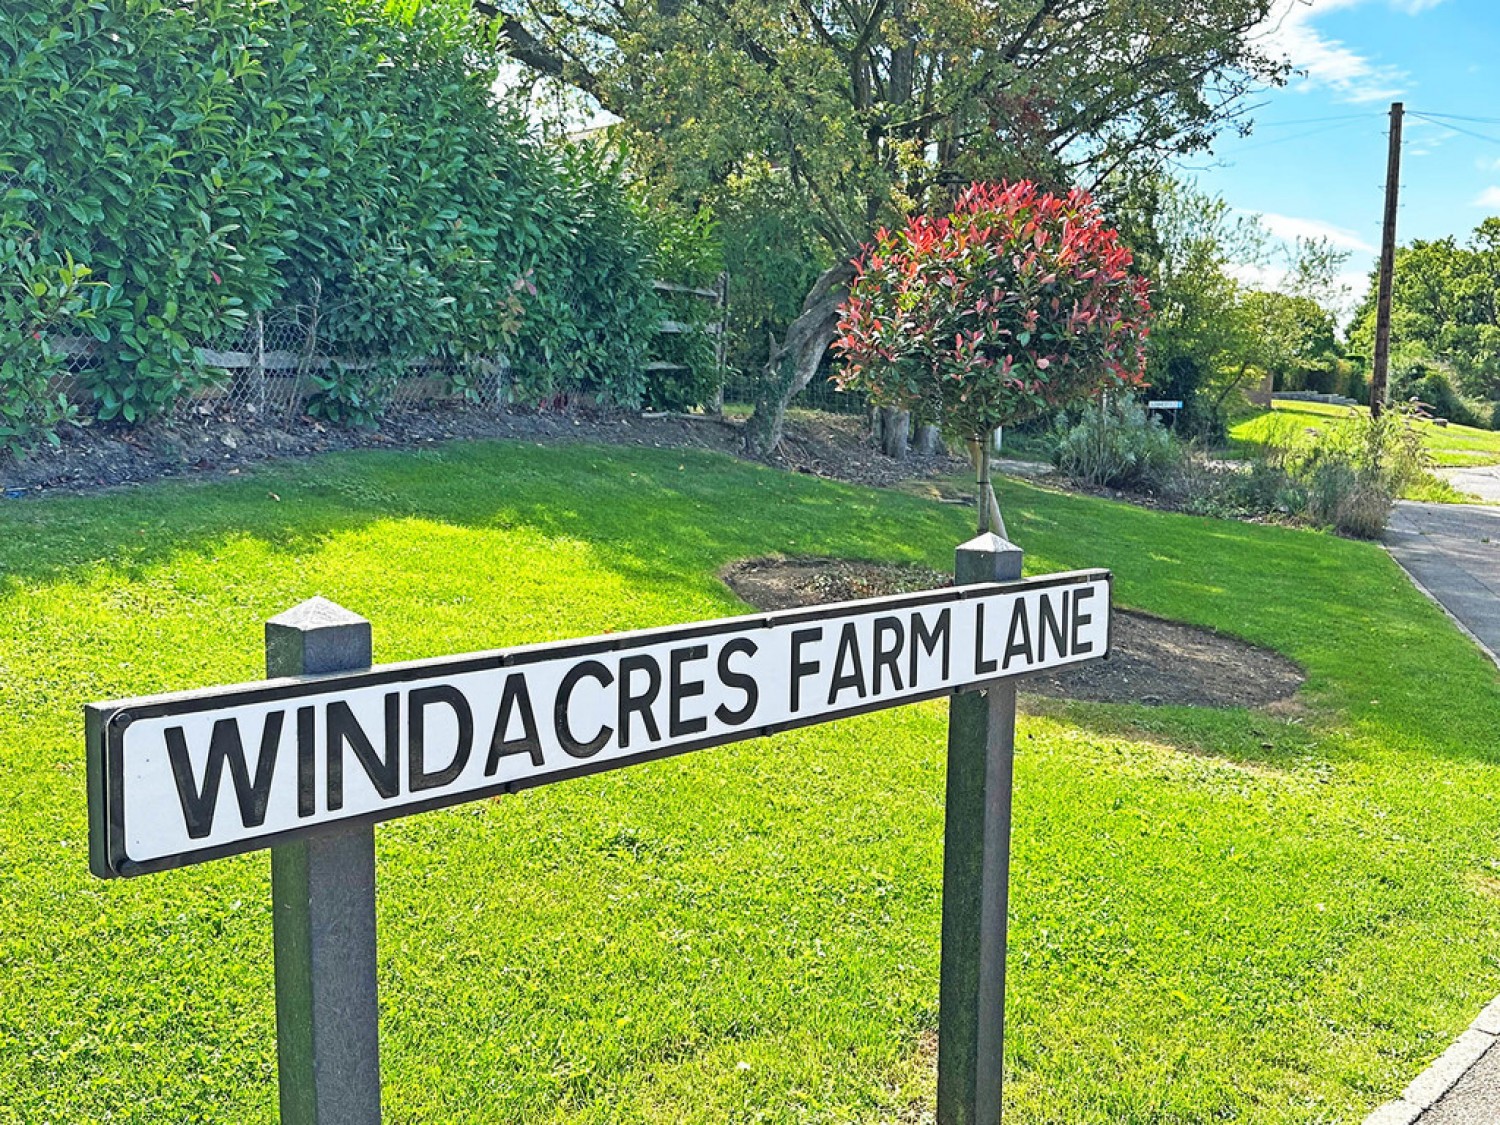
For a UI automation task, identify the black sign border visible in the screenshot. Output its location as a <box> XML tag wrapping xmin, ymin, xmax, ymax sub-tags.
<box><xmin>88</xmin><ymin>569</ymin><xmax>1110</xmax><ymax>878</ymax></box>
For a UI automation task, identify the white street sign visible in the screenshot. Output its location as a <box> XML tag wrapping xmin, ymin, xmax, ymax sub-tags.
<box><xmin>87</xmin><ymin>570</ymin><xmax>1109</xmax><ymax>876</ymax></box>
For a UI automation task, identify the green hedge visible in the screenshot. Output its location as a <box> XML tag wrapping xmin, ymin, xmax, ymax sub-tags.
<box><xmin>1</xmin><ymin>0</ymin><xmax>708</xmax><ymax>444</ymax></box>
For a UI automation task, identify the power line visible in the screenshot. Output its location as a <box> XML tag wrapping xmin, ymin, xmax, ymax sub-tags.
<box><xmin>1410</xmin><ymin>111</ymin><xmax>1500</xmax><ymax>127</ymax></box>
<box><xmin>1231</xmin><ymin>119</ymin><xmax>1376</xmax><ymax>154</ymax></box>
<box><xmin>1248</xmin><ymin>112</ymin><xmax>1378</xmax><ymax>128</ymax></box>
<box><xmin>1406</xmin><ymin>111</ymin><xmax>1500</xmax><ymax>148</ymax></box>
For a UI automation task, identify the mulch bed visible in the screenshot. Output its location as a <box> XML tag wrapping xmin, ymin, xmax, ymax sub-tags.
<box><xmin>0</xmin><ymin>403</ymin><xmax>967</xmax><ymax>497</ymax></box>
<box><xmin>720</xmin><ymin>556</ymin><xmax>1304</xmax><ymax>710</ymax></box>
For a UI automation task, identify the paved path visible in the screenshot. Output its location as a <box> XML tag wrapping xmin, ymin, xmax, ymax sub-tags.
<box><xmin>1419</xmin><ymin>1042</ymin><xmax>1500</xmax><ymax>1124</ymax></box>
<box><xmin>1383</xmin><ymin>501</ymin><xmax>1500</xmax><ymax>660</ymax></box>
<box><xmin>1369</xmin><ymin>505</ymin><xmax>1500</xmax><ymax>1123</ymax></box>
<box><xmin>1441</xmin><ymin>464</ymin><xmax>1500</xmax><ymax>504</ymax></box>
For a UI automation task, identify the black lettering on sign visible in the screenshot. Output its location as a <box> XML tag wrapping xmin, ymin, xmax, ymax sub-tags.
<box><xmin>974</xmin><ymin>604</ymin><xmax>998</xmax><ymax>675</ymax></box>
<box><xmin>617</xmin><ymin>654</ymin><xmax>663</xmax><ymax>750</ymax></box>
<box><xmin>669</xmin><ymin>645</ymin><xmax>708</xmax><ymax>738</ymax></box>
<box><xmin>556</xmin><ymin>660</ymin><xmax>614</xmax><ymax>758</ymax></box>
<box><xmin>790</xmin><ymin>627</ymin><xmax>823</xmax><ymax>712</ymax></box>
<box><xmin>1003</xmin><ymin>601</ymin><xmax>1033</xmax><ymax>669</ymax></box>
<box><xmin>827</xmin><ymin>622</ymin><xmax>868</xmax><ymax>705</ymax></box>
<box><xmin>326</xmin><ymin>696</ymin><xmax>399</xmax><ymax>811</ymax></box>
<box><xmin>1071</xmin><ymin>586</ymin><xmax>1096</xmax><ymax>655</ymax></box>
<box><xmin>296</xmin><ymin>705</ymin><xmax>316</xmax><ymax>818</ymax></box>
<box><xmin>166</xmin><ymin>712</ymin><xmax>285</xmax><ymax>839</ymax></box>
<box><xmin>409</xmin><ymin>685</ymin><xmax>474</xmax><ymax>793</ymax></box>
<box><xmin>714</xmin><ymin>638</ymin><xmax>758</xmax><ymax>726</ymax></box>
<box><xmin>872</xmin><ymin>616</ymin><xmax>904</xmax><ymax>694</ymax></box>
<box><xmin>911</xmin><ymin>608</ymin><xmax>951</xmax><ymax>684</ymax></box>
<box><xmin>486</xmin><ymin>674</ymin><xmax>543</xmax><ymax>772</ymax></box>
<box><xmin>1038</xmin><ymin>591</ymin><xmax>1068</xmax><ymax>662</ymax></box>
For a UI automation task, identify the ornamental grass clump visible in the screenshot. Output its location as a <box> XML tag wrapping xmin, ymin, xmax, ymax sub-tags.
<box><xmin>834</xmin><ymin>181</ymin><xmax>1151</xmax><ymax>534</ymax></box>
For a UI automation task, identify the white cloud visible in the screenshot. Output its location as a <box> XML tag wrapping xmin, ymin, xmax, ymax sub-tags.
<box><xmin>1227</xmin><ymin>259</ymin><xmax>1369</xmax><ymax>327</ymax></box>
<box><xmin>1225</xmin><ymin>261</ymin><xmax>1283</xmax><ymax>290</ymax></box>
<box><xmin>1473</xmin><ymin>186</ymin><xmax>1500</xmax><ymax>209</ymax></box>
<box><xmin>1256</xmin><ymin>0</ymin><xmax>1445</xmax><ymax>103</ymax></box>
<box><xmin>1251</xmin><ymin>210</ymin><xmax>1378</xmax><ymax>254</ymax></box>
<box><xmin>1402</xmin><ymin>116</ymin><xmax>1454</xmax><ymax>159</ymax></box>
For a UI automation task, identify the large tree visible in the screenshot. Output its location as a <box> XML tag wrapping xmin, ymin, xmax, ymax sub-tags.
<box><xmin>479</xmin><ymin>0</ymin><xmax>1287</xmax><ymax>452</ymax></box>
<box><xmin>1117</xmin><ymin>176</ymin><xmax>1349</xmax><ymax>426</ymax></box>
<box><xmin>1349</xmin><ymin>219</ymin><xmax>1500</xmax><ymax>398</ymax></box>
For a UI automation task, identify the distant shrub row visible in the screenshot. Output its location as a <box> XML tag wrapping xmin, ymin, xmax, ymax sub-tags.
<box><xmin>1</xmin><ymin>0</ymin><xmax>718</xmax><ymax>446</ymax></box>
<box><xmin>1052</xmin><ymin>396</ymin><xmax>1433</xmax><ymax>539</ymax></box>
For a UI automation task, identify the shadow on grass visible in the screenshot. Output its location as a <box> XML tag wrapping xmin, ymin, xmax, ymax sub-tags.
<box><xmin>2</xmin><ymin>437</ymin><xmax>1497</xmax><ymax>772</ymax></box>
<box><xmin>1018</xmin><ymin>695</ymin><xmax>1329</xmax><ymax>776</ymax></box>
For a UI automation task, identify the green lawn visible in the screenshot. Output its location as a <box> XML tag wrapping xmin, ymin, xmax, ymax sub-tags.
<box><xmin>3</xmin><ymin>439</ymin><xmax>1500</xmax><ymax>1123</ymax></box>
<box><xmin>1233</xmin><ymin>397</ymin><xmax>1500</xmax><ymax>468</ymax></box>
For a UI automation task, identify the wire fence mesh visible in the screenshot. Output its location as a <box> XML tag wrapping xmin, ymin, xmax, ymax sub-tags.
<box><xmin>187</xmin><ymin>308</ymin><xmax>511</xmax><ymax>421</ymax></box>
<box><xmin>44</xmin><ymin>307</ymin><xmax>511</xmax><ymax>426</ymax></box>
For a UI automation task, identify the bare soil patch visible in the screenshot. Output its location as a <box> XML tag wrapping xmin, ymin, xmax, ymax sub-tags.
<box><xmin>720</xmin><ymin>556</ymin><xmax>1303</xmax><ymax>710</ymax></box>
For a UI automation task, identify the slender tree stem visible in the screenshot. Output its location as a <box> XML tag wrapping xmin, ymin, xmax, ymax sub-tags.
<box><xmin>969</xmin><ymin>437</ymin><xmax>1007</xmax><ymax>539</ymax></box>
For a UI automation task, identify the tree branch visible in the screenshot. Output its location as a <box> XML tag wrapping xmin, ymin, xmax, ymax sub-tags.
<box><xmin>471</xmin><ymin>1</ymin><xmax>606</xmax><ymax>101</ymax></box>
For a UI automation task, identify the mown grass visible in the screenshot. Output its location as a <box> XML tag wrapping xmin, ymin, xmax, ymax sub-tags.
<box><xmin>2</xmin><ymin>439</ymin><xmax>1500</xmax><ymax>1123</ymax></box>
<box><xmin>1233</xmin><ymin>398</ymin><xmax>1500</xmax><ymax>468</ymax></box>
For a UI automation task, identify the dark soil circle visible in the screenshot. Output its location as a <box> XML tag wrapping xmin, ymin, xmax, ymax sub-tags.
<box><xmin>720</xmin><ymin>556</ymin><xmax>1304</xmax><ymax>710</ymax></box>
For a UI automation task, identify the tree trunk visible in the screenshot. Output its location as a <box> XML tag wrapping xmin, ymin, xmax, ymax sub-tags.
<box><xmin>875</xmin><ymin>406</ymin><xmax>910</xmax><ymax>458</ymax></box>
<box><xmin>914</xmin><ymin>423</ymin><xmax>944</xmax><ymax>456</ymax></box>
<box><xmin>967</xmin><ymin>439</ymin><xmax>1007</xmax><ymax>539</ymax></box>
<box><xmin>743</xmin><ymin>261</ymin><xmax>854</xmax><ymax>457</ymax></box>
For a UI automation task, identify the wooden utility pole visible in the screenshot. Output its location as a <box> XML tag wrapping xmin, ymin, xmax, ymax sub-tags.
<box><xmin>1371</xmin><ymin>101</ymin><xmax>1404</xmax><ymax>419</ymax></box>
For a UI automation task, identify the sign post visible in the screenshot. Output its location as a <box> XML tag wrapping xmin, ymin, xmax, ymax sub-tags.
<box><xmin>937</xmin><ymin>533</ymin><xmax>1022</xmax><ymax>1125</ymax></box>
<box><xmin>266</xmin><ymin>599</ymin><xmax>381</xmax><ymax>1125</ymax></box>
<box><xmin>85</xmin><ymin>565</ymin><xmax>1113</xmax><ymax>1121</ymax></box>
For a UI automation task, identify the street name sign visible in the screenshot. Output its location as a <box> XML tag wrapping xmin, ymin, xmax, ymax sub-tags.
<box><xmin>1147</xmin><ymin>399</ymin><xmax>1183</xmax><ymax>410</ymax></box>
<box><xmin>86</xmin><ymin>540</ymin><xmax>1110</xmax><ymax>1125</ymax></box>
<box><xmin>87</xmin><ymin>569</ymin><xmax>1109</xmax><ymax>878</ymax></box>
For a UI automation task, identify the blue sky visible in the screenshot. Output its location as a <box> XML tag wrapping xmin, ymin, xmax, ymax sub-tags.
<box><xmin>1189</xmin><ymin>0</ymin><xmax>1500</xmax><ymax>312</ymax></box>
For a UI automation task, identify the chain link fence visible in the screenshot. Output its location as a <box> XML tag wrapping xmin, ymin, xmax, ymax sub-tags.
<box><xmin>42</xmin><ymin>310</ymin><xmax>510</xmax><ymax>426</ymax></box>
<box><xmin>177</xmin><ymin>308</ymin><xmax>511</xmax><ymax>422</ymax></box>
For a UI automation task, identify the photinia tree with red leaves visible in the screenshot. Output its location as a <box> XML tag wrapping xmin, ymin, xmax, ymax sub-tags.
<box><xmin>834</xmin><ymin>181</ymin><xmax>1151</xmax><ymax>535</ymax></box>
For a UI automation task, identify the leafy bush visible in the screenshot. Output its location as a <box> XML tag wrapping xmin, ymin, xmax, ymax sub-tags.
<box><xmin>0</xmin><ymin>234</ymin><xmax>91</xmax><ymax>453</ymax></box>
<box><xmin>1302</xmin><ymin>461</ymin><xmax>1391</xmax><ymax>538</ymax></box>
<box><xmin>1168</xmin><ymin>404</ymin><xmax>1433</xmax><ymax>538</ymax></box>
<box><xmin>1397</xmin><ymin>366</ymin><xmax>1485</xmax><ymax>428</ymax></box>
<box><xmin>1296</xmin><ymin>406</ymin><xmax>1430</xmax><ymax>536</ymax></box>
<box><xmin>506</xmin><ymin>144</ymin><xmax>662</xmax><ymax>407</ymax></box>
<box><xmin>0</xmin><ymin>0</ymin><xmax>664</xmax><ymax>441</ymax></box>
<box><xmin>632</xmin><ymin>189</ymin><xmax>724</xmax><ymax>411</ymax></box>
<box><xmin>1054</xmin><ymin>397</ymin><xmax>1181</xmax><ymax>489</ymax></box>
<box><xmin>1164</xmin><ymin>458</ymin><xmax>1305</xmax><ymax>521</ymax></box>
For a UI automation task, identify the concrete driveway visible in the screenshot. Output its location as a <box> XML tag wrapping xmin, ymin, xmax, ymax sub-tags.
<box><xmin>1369</xmin><ymin>502</ymin><xmax>1500</xmax><ymax>1123</ymax></box>
<box><xmin>1441</xmin><ymin>464</ymin><xmax>1500</xmax><ymax>504</ymax></box>
<box><xmin>1382</xmin><ymin>501</ymin><xmax>1500</xmax><ymax>660</ymax></box>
